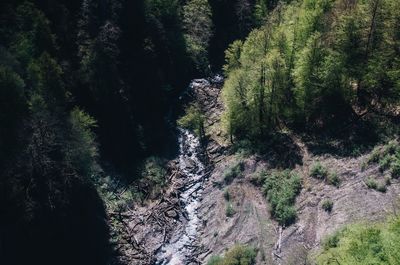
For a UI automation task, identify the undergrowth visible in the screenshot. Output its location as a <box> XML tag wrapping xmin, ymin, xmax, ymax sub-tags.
<box><xmin>317</xmin><ymin>216</ymin><xmax>400</xmax><ymax>265</ymax></box>
<box><xmin>310</xmin><ymin>162</ymin><xmax>340</xmax><ymax>187</ymax></box>
<box><xmin>365</xmin><ymin>140</ymin><xmax>400</xmax><ymax>179</ymax></box>
<box><xmin>207</xmin><ymin>245</ymin><xmax>257</xmax><ymax>265</ymax></box>
<box><xmin>262</xmin><ymin>170</ymin><xmax>302</xmax><ymax>226</ymax></box>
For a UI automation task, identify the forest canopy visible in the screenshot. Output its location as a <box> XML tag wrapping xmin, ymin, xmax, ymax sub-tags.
<box><xmin>222</xmin><ymin>0</ymin><xmax>400</xmax><ymax>141</ymax></box>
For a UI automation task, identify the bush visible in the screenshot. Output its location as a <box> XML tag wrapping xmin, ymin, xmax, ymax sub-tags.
<box><xmin>223</xmin><ymin>189</ymin><xmax>231</xmax><ymax>201</ymax></box>
<box><xmin>377</xmin><ymin>183</ymin><xmax>387</xmax><ymax>193</ymax></box>
<box><xmin>367</xmin><ymin>140</ymin><xmax>400</xmax><ymax>176</ymax></box>
<box><xmin>322</xmin><ymin>199</ymin><xmax>333</xmax><ymax>212</ymax></box>
<box><xmin>223</xmin><ymin>159</ymin><xmax>245</xmax><ymax>183</ymax></box>
<box><xmin>365</xmin><ymin>177</ymin><xmax>378</xmax><ymax>190</ymax></box>
<box><xmin>226</xmin><ymin>203</ymin><xmax>235</xmax><ymax>217</ymax></box>
<box><xmin>327</xmin><ymin>172</ymin><xmax>340</xmax><ymax>187</ymax></box>
<box><xmin>310</xmin><ymin>162</ymin><xmax>329</xmax><ymax>179</ymax></box>
<box><xmin>263</xmin><ymin>170</ymin><xmax>302</xmax><ymax>226</ymax></box>
<box><xmin>207</xmin><ymin>256</ymin><xmax>223</xmax><ymax>265</ymax></box>
<box><xmin>365</xmin><ymin>177</ymin><xmax>387</xmax><ymax>193</ymax></box>
<box><xmin>207</xmin><ymin>245</ymin><xmax>257</xmax><ymax>265</ymax></box>
<box><xmin>139</xmin><ymin>156</ymin><xmax>167</xmax><ymax>199</ymax></box>
<box><xmin>177</xmin><ymin>104</ymin><xmax>205</xmax><ymax>137</ymax></box>
<box><xmin>391</xmin><ymin>160</ymin><xmax>400</xmax><ymax>179</ymax></box>
<box><xmin>323</xmin><ymin>230</ymin><xmax>342</xmax><ymax>250</ymax></box>
<box><xmin>317</xmin><ymin>217</ymin><xmax>400</xmax><ymax>265</ymax></box>
<box><xmin>379</xmin><ymin>155</ymin><xmax>393</xmax><ymax>172</ymax></box>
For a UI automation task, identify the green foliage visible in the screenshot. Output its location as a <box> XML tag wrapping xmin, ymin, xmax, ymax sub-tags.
<box><xmin>310</xmin><ymin>162</ymin><xmax>329</xmax><ymax>179</ymax></box>
<box><xmin>208</xmin><ymin>255</ymin><xmax>224</xmax><ymax>265</ymax></box>
<box><xmin>222</xmin><ymin>0</ymin><xmax>400</xmax><ymax>140</ymax></box>
<box><xmin>226</xmin><ymin>203</ymin><xmax>235</xmax><ymax>217</ymax></box>
<box><xmin>139</xmin><ymin>156</ymin><xmax>167</xmax><ymax>199</ymax></box>
<box><xmin>317</xmin><ymin>216</ymin><xmax>400</xmax><ymax>265</ymax></box>
<box><xmin>66</xmin><ymin>107</ymin><xmax>98</xmax><ymax>177</ymax></box>
<box><xmin>183</xmin><ymin>0</ymin><xmax>213</xmax><ymax>72</ymax></box>
<box><xmin>327</xmin><ymin>172</ymin><xmax>340</xmax><ymax>187</ymax></box>
<box><xmin>322</xmin><ymin>199</ymin><xmax>333</xmax><ymax>212</ymax></box>
<box><xmin>366</xmin><ymin>140</ymin><xmax>400</xmax><ymax>179</ymax></box>
<box><xmin>223</xmin><ymin>189</ymin><xmax>231</xmax><ymax>201</ymax></box>
<box><xmin>178</xmin><ymin>104</ymin><xmax>205</xmax><ymax>137</ymax></box>
<box><xmin>223</xmin><ymin>40</ymin><xmax>243</xmax><ymax>75</ymax></box>
<box><xmin>223</xmin><ymin>159</ymin><xmax>245</xmax><ymax>183</ymax></box>
<box><xmin>263</xmin><ymin>170</ymin><xmax>302</xmax><ymax>225</ymax></box>
<box><xmin>366</xmin><ymin>177</ymin><xmax>378</xmax><ymax>190</ymax></box>
<box><xmin>323</xmin><ymin>230</ymin><xmax>342</xmax><ymax>250</ymax></box>
<box><xmin>391</xmin><ymin>161</ymin><xmax>400</xmax><ymax>179</ymax></box>
<box><xmin>207</xmin><ymin>245</ymin><xmax>257</xmax><ymax>265</ymax></box>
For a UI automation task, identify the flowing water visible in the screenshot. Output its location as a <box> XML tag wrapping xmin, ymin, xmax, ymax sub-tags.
<box><xmin>155</xmin><ymin>128</ymin><xmax>207</xmax><ymax>265</ymax></box>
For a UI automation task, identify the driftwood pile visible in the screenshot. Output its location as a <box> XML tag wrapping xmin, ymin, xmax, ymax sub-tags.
<box><xmin>110</xmin><ymin>164</ymin><xmax>212</xmax><ymax>265</ymax></box>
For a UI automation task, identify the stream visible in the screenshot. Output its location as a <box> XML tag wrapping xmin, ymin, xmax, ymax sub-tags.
<box><xmin>155</xmin><ymin>128</ymin><xmax>207</xmax><ymax>265</ymax></box>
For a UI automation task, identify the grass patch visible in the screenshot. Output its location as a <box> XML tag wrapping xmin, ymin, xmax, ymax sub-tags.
<box><xmin>365</xmin><ymin>177</ymin><xmax>378</xmax><ymax>190</ymax></box>
<box><xmin>310</xmin><ymin>162</ymin><xmax>340</xmax><ymax>187</ymax></box>
<box><xmin>310</xmin><ymin>162</ymin><xmax>329</xmax><ymax>179</ymax></box>
<box><xmin>327</xmin><ymin>172</ymin><xmax>340</xmax><ymax>187</ymax></box>
<box><xmin>365</xmin><ymin>176</ymin><xmax>387</xmax><ymax>193</ymax></box>
<box><xmin>262</xmin><ymin>170</ymin><xmax>302</xmax><ymax>226</ymax></box>
<box><xmin>223</xmin><ymin>159</ymin><xmax>245</xmax><ymax>183</ymax></box>
<box><xmin>207</xmin><ymin>245</ymin><xmax>257</xmax><ymax>265</ymax></box>
<box><xmin>322</xmin><ymin>199</ymin><xmax>333</xmax><ymax>212</ymax></box>
<box><xmin>365</xmin><ymin>140</ymin><xmax>400</xmax><ymax>176</ymax></box>
<box><xmin>317</xmin><ymin>216</ymin><xmax>400</xmax><ymax>265</ymax></box>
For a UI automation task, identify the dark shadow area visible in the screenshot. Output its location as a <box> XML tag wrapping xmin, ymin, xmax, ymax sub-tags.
<box><xmin>233</xmin><ymin>132</ymin><xmax>303</xmax><ymax>169</ymax></box>
<box><xmin>303</xmin><ymin>114</ymin><xmax>400</xmax><ymax>157</ymax></box>
<box><xmin>0</xmin><ymin>175</ymin><xmax>112</xmax><ymax>265</ymax></box>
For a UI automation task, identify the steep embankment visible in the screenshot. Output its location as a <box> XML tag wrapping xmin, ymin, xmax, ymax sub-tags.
<box><xmin>115</xmin><ymin>78</ymin><xmax>399</xmax><ymax>265</ymax></box>
<box><xmin>189</xmin><ymin>80</ymin><xmax>400</xmax><ymax>265</ymax></box>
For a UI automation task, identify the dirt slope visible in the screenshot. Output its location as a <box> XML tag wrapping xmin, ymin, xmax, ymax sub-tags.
<box><xmin>192</xmin><ymin>81</ymin><xmax>400</xmax><ymax>265</ymax></box>
<box><xmin>117</xmin><ymin>80</ymin><xmax>399</xmax><ymax>265</ymax></box>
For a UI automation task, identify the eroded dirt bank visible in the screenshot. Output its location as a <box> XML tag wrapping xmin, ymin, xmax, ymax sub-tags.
<box><xmin>117</xmin><ymin>79</ymin><xmax>400</xmax><ymax>265</ymax></box>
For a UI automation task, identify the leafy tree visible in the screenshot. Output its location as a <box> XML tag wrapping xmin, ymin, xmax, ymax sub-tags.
<box><xmin>223</xmin><ymin>40</ymin><xmax>243</xmax><ymax>75</ymax></box>
<box><xmin>183</xmin><ymin>0</ymin><xmax>213</xmax><ymax>72</ymax></box>
<box><xmin>66</xmin><ymin>108</ymin><xmax>98</xmax><ymax>178</ymax></box>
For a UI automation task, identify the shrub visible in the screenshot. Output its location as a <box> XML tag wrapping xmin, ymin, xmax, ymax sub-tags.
<box><xmin>360</xmin><ymin>161</ymin><xmax>367</xmax><ymax>172</ymax></box>
<box><xmin>323</xmin><ymin>230</ymin><xmax>342</xmax><ymax>250</ymax></box>
<box><xmin>322</xmin><ymin>199</ymin><xmax>333</xmax><ymax>212</ymax></box>
<box><xmin>223</xmin><ymin>160</ymin><xmax>245</xmax><ymax>183</ymax></box>
<box><xmin>263</xmin><ymin>170</ymin><xmax>302</xmax><ymax>226</ymax></box>
<box><xmin>327</xmin><ymin>172</ymin><xmax>340</xmax><ymax>187</ymax></box>
<box><xmin>223</xmin><ymin>189</ymin><xmax>231</xmax><ymax>201</ymax></box>
<box><xmin>365</xmin><ymin>177</ymin><xmax>378</xmax><ymax>190</ymax></box>
<box><xmin>367</xmin><ymin>140</ymin><xmax>400</xmax><ymax>176</ymax></box>
<box><xmin>377</xmin><ymin>184</ymin><xmax>387</xmax><ymax>193</ymax></box>
<box><xmin>365</xmin><ymin>176</ymin><xmax>388</xmax><ymax>193</ymax></box>
<box><xmin>226</xmin><ymin>203</ymin><xmax>235</xmax><ymax>217</ymax></box>
<box><xmin>317</xmin><ymin>217</ymin><xmax>400</xmax><ymax>265</ymax></box>
<box><xmin>177</xmin><ymin>103</ymin><xmax>205</xmax><ymax>137</ymax></box>
<box><xmin>391</xmin><ymin>160</ymin><xmax>400</xmax><ymax>179</ymax></box>
<box><xmin>207</xmin><ymin>256</ymin><xmax>223</xmax><ymax>265</ymax></box>
<box><xmin>207</xmin><ymin>245</ymin><xmax>257</xmax><ymax>265</ymax></box>
<box><xmin>379</xmin><ymin>155</ymin><xmax>393</xmax><ymax>172</ymax></box>
<box><xmin>139</xmin><ymin>156</ymin><xmax>167</xmax><ymax>199</ymax></box>
<box><xmin>310</xmin><ymin>162</ymin><xmax>329</xmax><ymax>179</ymax></box>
